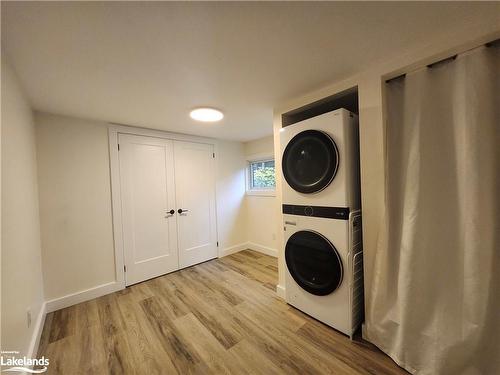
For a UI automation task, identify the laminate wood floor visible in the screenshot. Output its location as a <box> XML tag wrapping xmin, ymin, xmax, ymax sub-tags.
<box><xmin>38</xmin><ymin>250</ymin><xmax>407</xmax><ymax>374</ymax></box>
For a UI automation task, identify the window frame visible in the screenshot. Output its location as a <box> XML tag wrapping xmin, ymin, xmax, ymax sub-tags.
<box><xmin>246</xmin><ymin>154</ymin><xmax>276</xmax><ymax>197</ymax></box>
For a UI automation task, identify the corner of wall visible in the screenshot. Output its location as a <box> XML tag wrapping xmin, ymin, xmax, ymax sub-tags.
<box><xmin>1</xmin><ymin>56</ymin><xmax>46</xmax><ymax>358</ymax></box>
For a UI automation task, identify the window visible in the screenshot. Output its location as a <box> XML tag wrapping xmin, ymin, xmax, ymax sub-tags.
<box><xmin>247</xmin><ymin>158</ymin><xmax>275</xmax><ymax>194</ymax></box>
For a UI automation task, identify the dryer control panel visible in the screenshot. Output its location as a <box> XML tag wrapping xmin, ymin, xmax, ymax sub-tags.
<box><xmin>282</xmin><ymin>204</ymin><xmax>349</xmax><ymax>220</ymax></box>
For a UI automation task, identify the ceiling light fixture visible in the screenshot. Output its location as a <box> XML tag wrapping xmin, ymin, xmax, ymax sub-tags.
<box><xmin>190</xmin><ymin>107</ymin><xmax>224</xmax><ymax>122</ymax></box>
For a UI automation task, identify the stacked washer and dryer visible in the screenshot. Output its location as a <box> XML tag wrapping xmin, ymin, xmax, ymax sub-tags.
<box><xmin>280</xmin><ymin>108</ymin><xmax>364</xmax><ymax>339</ymax></box>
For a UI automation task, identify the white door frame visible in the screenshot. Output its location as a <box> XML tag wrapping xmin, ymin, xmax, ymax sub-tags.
<box><xmin>108</xmin><ymin>123</ymin><xmax>220</xmax><ymax>286</ymax></box>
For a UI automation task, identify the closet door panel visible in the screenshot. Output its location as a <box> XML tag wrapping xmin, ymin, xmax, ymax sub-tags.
<box><xmin>174</xmin><ymin>140</ymin><xmax>217</xmax><ymax>268</ymax></box>
<box><xmin>119</xmin><ymin>134</ymin><xmax>178</xmax><ymax>285</ymax></box>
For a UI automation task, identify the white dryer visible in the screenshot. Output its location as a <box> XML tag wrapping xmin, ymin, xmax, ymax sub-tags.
<box><xmin>283</xmin><ymin>210</ymin><xmax>363</xmax><ymax>338</ymax></box>
<box><xmin>280</xmin><ymin>108</ymin><xmax>360</xmax><ymax>211</ymax></box>
<box><xmin>280</xmin><ymin>107</ymin><xmax>363</xmax><ymax>337</ymax></box>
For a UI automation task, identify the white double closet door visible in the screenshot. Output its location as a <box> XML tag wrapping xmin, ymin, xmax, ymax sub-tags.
<box><xmin>119</xmin><ymin>134</ymin><xmax>217</xmax><ymax>286</ymax></box>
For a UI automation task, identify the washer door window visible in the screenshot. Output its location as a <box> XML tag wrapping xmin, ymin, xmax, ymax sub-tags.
<box><xmin>285</xmin><ymin>230</ymin><xmax>343</xmax><ymax>296</ymax></box>
<box><xmin>282</xmin><ymin>130</ymin><xmax>339</xmax><ymax>194</ymax></box>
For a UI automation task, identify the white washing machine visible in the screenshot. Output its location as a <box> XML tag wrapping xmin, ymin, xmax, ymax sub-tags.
<box><xmin>280</xmin><ymin>108</ymin><xmax>360</xmax><ymax>211</ymax></box>
<box><xmin>283</xmin><ymin>210</ymin><xmax>363</xmax><ymax>338</ymax></box>
<box><xmin>280</xmin><ymin>107</ymin><xmax>363</xmax><ymax>337</ymax></box>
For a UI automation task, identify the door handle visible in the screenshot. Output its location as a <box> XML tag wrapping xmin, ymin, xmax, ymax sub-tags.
<box><xmin>178</xmin><ymin>209</ymin><xmax>189</xmax><ymax>214</ymax></box>
<box><xmin>285</xmin><ymin>221</ymin><xmax>296</xmax><ymax>226</ymax></box>
<box><xmin>165</xmin><ymin>209</ymin><xmax>175</xmax><ymax>218</ymax></box>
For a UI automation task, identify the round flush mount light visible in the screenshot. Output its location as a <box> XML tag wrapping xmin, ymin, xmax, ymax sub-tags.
<box><xmin>190</xmin><ymin>107</ymin><xmax>224</xmax><ymax>122</ymax></box>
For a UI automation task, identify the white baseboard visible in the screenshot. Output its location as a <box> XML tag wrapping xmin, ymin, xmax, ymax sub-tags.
<box><xmin>220</xmin><ymin>242</ymin><xmax>278</xmax><ymax>258</ymax></box>
<box><xmin>247</xmin><ymin>242</ymin><xmax>278</xmax><ymax>258</ymax></box>
<box><xmin>276</xmin><ymin>284</ymin><xmax>286</xmax><ymax>299</ymax></box>
<box><xmin>24</xmin><ymin>282</ymin><xmax>123</xmax><ymax>361</ymax></box>
<box><xmin>219</xmin><ymin>242</ymin><xmax>249</xmax><ymax>257</ymax></box>
<box><xmin>26</xmin><ymin>302</ymin><xmax>47</xmax><ymax>359</ymax></box>
<box><xmin>45</xmin><ymin>281</ymin><xmax>124</xmax><ymax>313</ymax></box>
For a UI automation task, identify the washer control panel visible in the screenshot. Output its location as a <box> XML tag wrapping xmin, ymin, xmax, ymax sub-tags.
<box><xmin>282</xmin><ymin>204</ymin><xmax>349</xmax><ymax>220</ymax></box>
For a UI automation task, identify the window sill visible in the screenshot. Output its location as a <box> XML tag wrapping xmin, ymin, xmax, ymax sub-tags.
<box><xmin>246</xmin><ymin>190</ymin><xmax>276</xmax><ymax>197</ymax></box>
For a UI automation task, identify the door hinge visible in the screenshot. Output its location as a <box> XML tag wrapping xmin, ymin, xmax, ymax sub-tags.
<box><xmin>213</xmin><ymin>152</ymin><xmax>215</xmax><ymax>158</ymax></box>
<box><xmin>118</xmin><ymin>143</ymin><xmax>120</xmax><ymax>151</ymax></box>
<box><xmin>124</xmin><ymin>265</ymin><xmax>127</xmax><ymax>273</ymax></box>
<box><xmin>217</xmin><ymin>241</ymin><xmax>219</xmax><ymax>247</ymax></box>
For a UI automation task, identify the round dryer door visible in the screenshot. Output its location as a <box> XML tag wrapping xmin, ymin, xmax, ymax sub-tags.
<box><xmin>282</xmin><ymin>129</ymin><xmax>339</xmax><ymax>194</ymax></box>
<box><xmin>285</xmin><ymin>230</ymin><xmax>343</xmax><ymax>296</ymax></box>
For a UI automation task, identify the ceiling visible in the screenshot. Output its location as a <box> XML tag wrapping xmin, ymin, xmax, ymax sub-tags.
<box><xmin>2</xmin><ymin>2</ymin><xmax>499</xmax><ymax>141</ymax></box>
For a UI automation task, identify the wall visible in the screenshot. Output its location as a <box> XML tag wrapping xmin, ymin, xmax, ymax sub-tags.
<box><xmin>35</xmin><ymin>113</ymin><xmax>116</xmax><ymax>301</ymax></box>
<box><xmin>216</xmin><ymin>141</ymin><xmax>248</xmax><ymax>253</ymax></box>
<box><xmin>244</xmin><ymin>135</ymin><xmax>274</xmax><ymax>157</ymax></box>
<box><xmin>34</xmin><ymin>112</ymin><xmax>248</xmax><ymax>303</ymax></box>
<box><xmin>1</xmin><ymin>57</ymin><xmax>45</xmax><ymax>356</ymax></box>
<box><xmin>244</xmin><ymin>136</ymin><xmax>277</xmax><ymax>256</ymax></box>
<box><xmin>273</xmin><ymin>27</ymin><xmax>500</xmax><ymax>309</ymax></box>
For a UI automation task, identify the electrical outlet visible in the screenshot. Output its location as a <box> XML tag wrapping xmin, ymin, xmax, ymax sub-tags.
<box><xmin>27</xmin><ymin>309</ymin><xmax>32</xmax><ymax>328</ymax></box>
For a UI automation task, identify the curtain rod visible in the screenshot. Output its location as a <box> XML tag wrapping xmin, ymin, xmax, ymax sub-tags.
<box><xmin>385</xmin><ymin>38</ymin><xmax>499</xmax><ymax>84</ymax></box>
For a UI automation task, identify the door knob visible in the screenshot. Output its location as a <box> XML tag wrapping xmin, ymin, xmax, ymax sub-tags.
<box><xmin>169</xmin><ymin>209</ymin><xmax>175</xmax><ymax>215</ymax></box>
<box><xmin>178</xmin><ymin>208</ymin><xmax>189</xmax><ymax>214</ymax></box>
<box><xmin>165</xmin><ymin>209</ymin><xmax>175</xmax><ymax>218</ymax></box>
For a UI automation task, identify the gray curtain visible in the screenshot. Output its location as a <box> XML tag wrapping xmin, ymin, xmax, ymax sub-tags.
<box><xmin>364</xmin><ymin>45</ymin><xmax>500</xmax><ymax>374</ymax></box>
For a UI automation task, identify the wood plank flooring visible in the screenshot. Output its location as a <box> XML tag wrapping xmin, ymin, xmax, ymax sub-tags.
<box><xmin>37</xmin><ymin>250</ymin><xmax>407</xmax><ymax>374</ymax></box>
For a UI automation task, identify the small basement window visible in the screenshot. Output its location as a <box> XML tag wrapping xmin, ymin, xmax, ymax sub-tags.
<box><xmin>247</xmin><ymin>158</ymin><xmax>276</xmax><ymax>196</ymax></box>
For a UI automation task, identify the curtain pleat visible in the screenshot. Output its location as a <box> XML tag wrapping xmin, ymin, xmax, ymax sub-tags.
<box><xmin>365</xmin><ymin>46</ymin><xmax>500</xmax><ymax>374</ymax></box>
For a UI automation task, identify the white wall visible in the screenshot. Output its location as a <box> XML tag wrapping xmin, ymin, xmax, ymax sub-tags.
<box><xmin>272</xmin><ymin>24</ymin><xmax>500</xmax><ymax>328</ymax></box>
<box><xmin>244</xmin><ymin>135</ymin><xmax>274</xmax><ymax>157</ymax></box>
<box><xmin>216</xmin><ymin>141</ymin><xmax>248</xmax><ymax>253</ymax></box>
<box><xmin>244</xmin><ymin>136</ymin><xmax>277</xmax><ymax>256</ymax></box>
<box><xmin>35</xmin><ymin>113</ymin><xmax>116</xmax><ymax>301</ymax></box>
<box><xmin>1</xmin><ymin>57</ymin><xmax>45</xmax><ymax>355</ymax></box>
<box><xmin>34</xmin><ymin>113</ymin><xmax>248</xmax><ymax>302</ymax></box>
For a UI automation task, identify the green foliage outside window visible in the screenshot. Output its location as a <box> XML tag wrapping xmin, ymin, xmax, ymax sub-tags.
<box><xmin>250</xmin><ymin>160</ymin><xmax>275</xmax><ymax>189</ymax></box>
